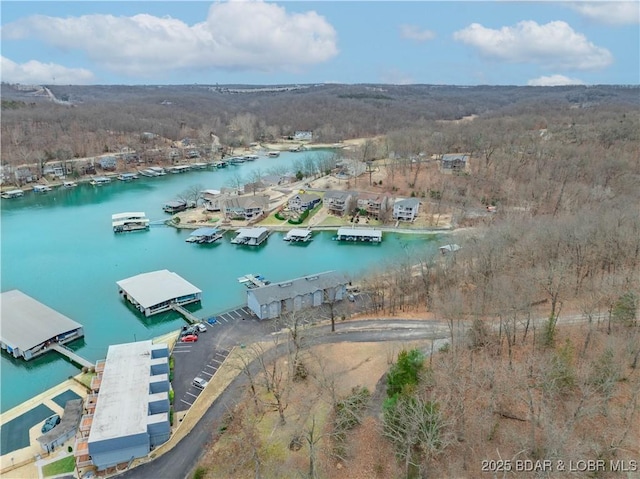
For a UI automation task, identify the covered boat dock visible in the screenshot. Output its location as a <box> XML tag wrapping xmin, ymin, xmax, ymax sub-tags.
<box><xmin>0</xmin><ymin>290</ymin><xmax>85</xmax><ymax>361</ymax></box>
<box><xmin>116</xmin><ymin>269</ymin><xmax>202</xmax><ymax>317</ymax></box>
<box><xmin>186</xmin><ymin>227</ymin><xmax>223</xmax><ymax>244</ymax></box>
<box><xmin>230</xmin><ymin>227</ymin><xmax>270</xmax><ymax>246</ymax></box>
<box><xmin>284</xmin><ymin>228</ymin><xmax>313</xmax><ymax>243</ymax></box>
<box><xmin>335</xmin><ymin>227</ymin><xmax>383</xmax><ymax>243</ymax></box>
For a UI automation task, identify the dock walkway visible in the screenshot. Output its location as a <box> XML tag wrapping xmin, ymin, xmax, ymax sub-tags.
<box><xmin>50</xmin><ymin>344</ymin><xmax>94</xmax><ymax>369</ymax></box>
<box><xmin>171</xmin><ymin>303</ymin><xmax>200</xmax><ymax>324</ymax></box>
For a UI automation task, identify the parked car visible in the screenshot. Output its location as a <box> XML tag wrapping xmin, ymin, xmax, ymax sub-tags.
<box><xmin>181</xmin><ymin>334</ymin><xmax>198</xmax><ymax>342</ymax></box>
<box><xmin>196</xmin><ymin>323</ymin><xmax>207</xmax><ymax>333</ymax></box>
<box><xmin>180</xmin><ymin>326</ymin><xmax>199</xmax><ymax>337</ymax></box>
<box><xmin>41</xmin><ymin>414</ymin><xmax>61</xmax><ymax>433</ymax></box>
<box><xmin>348</xmin><ymin>294</ymin><xmax>356</xmax><ymax>302</ymax></box>
<box><xmin>192</xmin><ymin>377</ymin><xmax>209</xmax><ymax>389</ymax></box>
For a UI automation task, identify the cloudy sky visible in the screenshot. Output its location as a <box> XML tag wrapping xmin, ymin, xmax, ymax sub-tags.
<box><xmin>1</xmin><ymin>1</ymin><xmax>638</xmax><ymax>86</ymax></box>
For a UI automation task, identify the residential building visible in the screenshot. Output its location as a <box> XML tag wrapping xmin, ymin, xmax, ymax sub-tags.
<box><xmin>75</xmin><ymin>341</ymin><xmax>170</xmax><ymax>471</ymax></box>
<box><xmin>247</xmin><ymin>271</ymin><xmax>349</xmax><ymax>320</ymax></box>
<box><xmin>293</xmin><ymin>131</ymin><xmax>313</xmax><ymax>141</ymax></box>
<box><xmin>356</xmin><ymin>192</ymin><xmax>391</xmax><ymax>219</ymax></box>
<box><xmin>323</xmin><ymin>190</ymin><xmax>356</xmax><ymax>216</ymax></box>
<box><xmin>441</xmin><ymin>153</ymin><xmax>469</xmax><ymax>172</ymax></box>
<box><xmin>288</xmin><ymin>193</ymin><xmax>321</xmax><ymax>212</ymax></box>
<box><xmin>393</xmin><ymin>198</ymin><xmax>421</xmax><ymax>222</ymax></box>
<box><xmin>223</xmin><ymin>195</ymin><xmax>270</xmax><ymax>221</ymax></box>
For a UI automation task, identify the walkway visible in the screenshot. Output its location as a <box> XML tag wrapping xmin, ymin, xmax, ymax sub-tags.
<box><xmin>171</xmin><ymin>304</ymin><xmax>200</xmax><ymax>324</ymax></box>
<box><xmin>49</xmin><ymin>344</ymin><xmax>93</xmax><ymax>369</ymax></box>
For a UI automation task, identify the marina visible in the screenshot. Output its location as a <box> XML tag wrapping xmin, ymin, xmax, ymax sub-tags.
<box><xmin>112</xmin><ymin>212</ymin><xmax>150</xmax><ymax>233</ymax></box>
<box><xmin>230</xmin><ymin>227</ymin><xmax>270</xmax><ymax>246</ymax></box>
<box><xmin>1</xmin><ymin>189</ymin><xmax>24</xmax><ymax>198</ymax></box>
<box><xmin>1</xmin><ymin>150</ymin><xmax>441</xmax><ymax>412</ymax></box>
<box><xmin>185</xmin><ymin>227</ymin><xmax>223</xmax><ymax>244</ymax></box>
<box><xmin>284</xmin><ymin>228</ymin><xmax>313</xmax><ymax>243</ymax></box>
<box><xmin>334</xmin><ymin>227</ymin><xmax>383</xmax><ymax>243</ymax></box>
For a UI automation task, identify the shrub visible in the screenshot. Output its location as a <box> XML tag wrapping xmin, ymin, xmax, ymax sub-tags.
<box><xmin>386</xmin><ymin>349</ymin><xmax>425</xmax><ymax>398</ymax></box>
<box><xmin>192</xmin><ymin>466</ymin><xmax>207</xmax><ymax>479</ymax></box>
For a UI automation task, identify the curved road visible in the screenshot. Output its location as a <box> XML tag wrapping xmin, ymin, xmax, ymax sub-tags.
<box><xmin>117</xmin><ymin>319</ymin><xmax>450</xmax><ymax>479</ymax></box>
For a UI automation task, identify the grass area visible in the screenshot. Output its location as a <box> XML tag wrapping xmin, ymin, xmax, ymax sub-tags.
<box><xmin>42</xmin><ymin>455</ymin><xmax>75</xmax><ymax>477</ymax></box>
<box><xmin>76</xmin><ymin>371</ymin><xmax>96</xmax><ymax>388</ymax></box>
<box><xmin>258</xmin><ymin>213</ymin><xmax>290</xmax><ymax>226</ymax></box>
<box><xmin>316</xmin><ymin>215</ymin><xmax>349</xmax><ymax>227</ymax></box>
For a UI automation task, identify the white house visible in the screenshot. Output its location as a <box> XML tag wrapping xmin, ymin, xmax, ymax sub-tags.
<box><xmin>393</xmin><ymin>198</ymin><xmax>420</xmax><ymax>222</ymax></box>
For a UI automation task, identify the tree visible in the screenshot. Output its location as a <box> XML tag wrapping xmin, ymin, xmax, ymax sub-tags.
<box><xmin>386</xmin><ymin>349</ymin><xmax>425</xmax><ymax>398</ymax></box>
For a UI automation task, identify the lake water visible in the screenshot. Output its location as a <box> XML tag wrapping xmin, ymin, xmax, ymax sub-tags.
<box><xmin>0</xmin><ymin>151</ymin><xmax>441</xmax><ymax>411</ymax></box>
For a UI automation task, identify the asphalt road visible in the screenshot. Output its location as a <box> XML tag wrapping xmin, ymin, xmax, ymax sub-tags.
<box><xmin>117</xmin><ymin>319</ymin><xmax>450</xmax><ymax>479</ymax></box>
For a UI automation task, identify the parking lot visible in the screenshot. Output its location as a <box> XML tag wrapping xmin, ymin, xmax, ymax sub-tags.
<box><xmin>172</xmin><ymin>306</ymin><xmax>272</xmax><ymax>413</ymax></box>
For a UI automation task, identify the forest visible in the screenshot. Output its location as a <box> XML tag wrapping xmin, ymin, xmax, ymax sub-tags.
<box><xmin>1</xmin><ymin>82</ymin><xmax>638</xmax><ymax>478</ymax></box>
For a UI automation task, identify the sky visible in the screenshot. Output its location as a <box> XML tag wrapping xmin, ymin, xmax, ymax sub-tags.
<box><xmin>1</xmin><ymin>1</ymin><xmax>639</xmax><ymax>86</ymax></box>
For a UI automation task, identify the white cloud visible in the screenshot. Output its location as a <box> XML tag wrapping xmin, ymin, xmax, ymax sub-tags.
<box><xmin>527</xmin><ymin>74</ymin><xmax>585</xmax><ymax>86</ymax></box>
<box><xmin>453</xmin><ymin>20</ymin><xmax>613</xmax><ymax>70</ymax></box>
<box><xmin>568</xmin><ymin>1</ymin><xmax>640</xmax><ymax>26</ymax></box>
<box><xmin>1</xmin><ymin>56</ymin><xmax>95</xmax><ymax>84</ymax></box>
<box><xmin>400</xmin><ymin>24</ymin><xmax>436</xmax><ymax>42</ymax></box>
<box><xmin>1</xmin><ymin>1</ymin><xmax>338</xmax><ymax>78</ymax></box>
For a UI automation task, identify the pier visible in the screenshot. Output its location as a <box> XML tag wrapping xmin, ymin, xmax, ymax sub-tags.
<box><xmin>171</xmin><ymin>303</ymin><xmax>200</xmax><ymax>324</ymax></box>
<box><xmin>237</xmin><ymin>274</ymin><xmax>268</xmax><ymax>289</ymax></box>
<box><xmin>50</xmin><ymin>344</ymin><xmax>94</xmax><ymax>369</ymax></box>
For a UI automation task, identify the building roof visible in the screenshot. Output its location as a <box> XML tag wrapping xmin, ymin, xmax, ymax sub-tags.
<box><xmin>324</xmin><ymin>190</ymin><xmax>354</xmax><ymax>200</ymax></box>
<box><xmin>190</xmin><ymin>227</ymin><xmax>220</xmax><ymax>237</ymax></box>
<box><xmin>235</xmin><ymin>227</ymin><xmax>268</xmax><ymax>239</ymax></box>
<box><xmin>441</xmin><ymin>153</ymin><xmax>469</xmax><ymax>162</ymax></box>
<box><xmin>248</xmin><ymin>271</ymin><xmax>348</xmax><ymax>305</ymax></box>
<box><xmin>291</xmin><ymin>193</ymin><xmax>321</xmax><ymax>203</ymax></box>
<box><xmin>116</xmin><ymin>270</ymin><xmax>201</xmax><ymax>309</ymax></box>
<box><xmin>89</xmin><ymin>341</ymin><xmax>163</xmax><ymax>443</ymax></box>
<box><xmin>0</xmin><ymin>290</ymin><xmax>83</xmax><ymax>351</ymax></box>
<box><xmin>224</xmin><ymin>195</ymin><xmax>269</xmax><ymax>210</ymax></box>
<box><xmin>286</xmin><ymin>228</ymin><xmax>312</xmax><ymax>238</ymax></box>
<box><xmin>394</xmin><ymin>198</ymin><xmax>420</xmax><ymax>208</ymax></box>
<box><xmin>336</xmin><ymin>227</ymin><xmax>383</xmax><ymax>238</ymax></box>
<box><xmin>37</xmin><ymin>399</ymin><xmax>83</xmax><ymax>448</ymax></box>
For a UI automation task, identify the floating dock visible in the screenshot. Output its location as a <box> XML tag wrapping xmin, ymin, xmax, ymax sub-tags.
<box><xmin>230</xmin><ymin>227</ymin><xmax>270</xmax><ymax>246</ymax></box>
<box><xmin>284</xmin><ymin>228</ymin><xmax>313</xmax><ymax>243</ymax></box>
<box><xmin>237</xmin><ymin>274</ymin><xmax>269</xmax><ymax>289</ymax></box>
<box><xmin>50</xmin><ymin>344</ymin><xmax>93</xmax><ymax>369</ymax></box>
<box><xmin>171</xmin><ymin>303</ymin><xmax>200</xmax><ymax>324</ymax></box>
<box><xmin>334</xmin><ymin>227</ymin><xmax>382</xmax><ymax>243</ymax></box>
<box><xmin>0</xmin><ymin>290</ymin><xmax>85</xmax><ymax>361</ymax></box>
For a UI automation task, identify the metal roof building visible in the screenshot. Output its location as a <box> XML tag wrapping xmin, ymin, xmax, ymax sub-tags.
<box><xmin>116</xmin><ymin>270</ymin><xmax>202</xmax><ymax>317</ymax></box>
<box><xmin>0</xmin><ymin>290</ymin><xmax>84</xmax><ymax>360</ymax></box>
<box><xmin>75</xmin><ymin>340</ymin><xmax>170</xmax><ymax>471</ymax></box>
<box><xmin>247</xmin><ymin>271</ymin><xmax>349</xmax><ymax>320</ymax></box>
<box><xmin>335</xmin><ymin>227</ymin><xmax>383</xmax><ymax>243</ymax></box>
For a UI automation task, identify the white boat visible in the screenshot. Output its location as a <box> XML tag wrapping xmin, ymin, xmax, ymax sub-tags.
<box><xmin>267</xmin><ymin>151</ymin><xmax>280</xmax><ymax>158</ymax></box>
<box><xmin>213</xmin><ymin>161</ymin><xmax>227</xmax><ymax>168</ymax></box>
<box><xmin>1</xmin><ymin>189</ymin><xmax>24</xmax><ymax>199</ymax></box>
<box><xmin>243</xmin><ymin>154</ymin><xmax>259</xmax><ymax>161</ymax></box>
<box><xmin>439</xmin><ymin>244</ymin><xmax>461</xmax><ymax>255</ymax></box>
<box><xmin>148</xmin><ymin>167</ymin><xmax>166</xmax><ymax>176</ymax></box>
<box><xmin>62</xmin><ymin>181</ymin><xmax>78</xmax><ymax>188</ymax></box>
<box><xmin>138</xmin><ymin>169</ymin><xmax>159</xmax><ymax>177</ymax></box>
<box><xmin>228</xmin><ymin>156</ymin><xmax>245</xmax><ymax>164</ymax></box>
<box><xmin>112</xmin><ymin>212</ymin><xmax>150</xmax><ymax>233</ymax></box>
<box><xmin>33</xmin><ymin>184</ymin><xmax>53</xmax><ymax>193</ymax></box>
<box><xmin>90</xmin><ymin>176</ymin><xmax>111</xmax><ymax>186</ymax></box>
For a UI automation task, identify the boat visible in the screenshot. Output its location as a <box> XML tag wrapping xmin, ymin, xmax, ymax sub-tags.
<box><xmin>163</xmin><ymin>200</ymin><xmax>188</xmax><ymax>214</ymax></box>
<box><xmin>168</xmin><ymin>165</ymin><xmax>191</xmax><ymax>174</ymax></box>
<box><xmin>1</xmin><ymin>189</ymin><xmax>25</xmax><ymax>199</ymax></box>
<box><xmin>148</xmin><ymin>167</ymin><xmax>166</xmax><ymax>176</ymax></box>
<box><xmin>439</xmin><ymin>244</ymin><xmax>461</xmax><ymax>255</ymax></box>
<box><xmin>33</xmin><ymin>184</ymin><xmax>53</xmax><ymax>193</ymax></box>
<box><xmin>185</xmin><ymin>227</ymin><xmax>223</xmax><ymax>244</ymax></box>
<box><xmin>112</xmin><ymin>212</ymin><xmax>150</xmax><ymax>233</ymax></box>
<box><xmin>90</xmin><ymin>176</ymin><xmax>111</xmax><ymax>186</ymax></box>
<box><xmin>117</xmin><ymin>173</ymin><xmax>138</xmax><ymax>181</ymax></box>
<box><xmin>228</xmin><ymin>156</ymin><xmax>245</xmax><ymax>164</ymax></box>
<box><xmin>191</xmin><ymin>162</ymin><xmax>208</xmax><ymax>169</ymax></box>
<box><xmin>284</xmin><ymin>228</ymin><xmax>313</xmax><ymax>243</ymax></box>
<box><xmin>267</xmin><ymin>151</ymin><xmax>280</xmax><ymax>158</ymax></box>
<box><xmin>213</xmin><ymin>161</ymin><xmax>227</xmax><ymax>168</ymax></box>
<box><xmin>62</xmin><ymin>181</ymin><xmax>78</xmax><ymax>188</ymax></box>
<box><xmin>243</xmin><ymin>154</ymin><xmax>259</xmax><ymax>161</ymax></box>
<box><xmin>237</xmin><ymin>273</ymin><xmax>268</xmax><ymax>288</ymax></box>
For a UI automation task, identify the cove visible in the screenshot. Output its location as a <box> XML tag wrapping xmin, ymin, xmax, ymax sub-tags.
<box><xmin>0</xmin><ymin>151</ymin><xmax>441</xmax><ymax>411</ymax></box>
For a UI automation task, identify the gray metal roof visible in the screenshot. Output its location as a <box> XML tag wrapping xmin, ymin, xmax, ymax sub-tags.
<box><xmin>116</xmin><ymin>270</ymin><xmax>201</xmax><ymax>309</ymax></box>
<box><xmin>394</xmin><ymin>198</ymin><xmax>420</xmax><ymax>208</ymax></box>
<box><xmin>336</xmin><ymin>227</ymin><xmax>383</xmax><ymax>238</ymax></box>
<box><xmin>37</xmin><ymin>399</ymin><xmax>83</xmax><ymax>448</ymax></box>
<box><xmin>89</xmin><ymin>341</ymin><xmax>163</xmax><ymax>442</ymax></box>
<box><xmin>248</xmin><ymin>271</ymin><xmax>348</xmax><ymax>305</ymax></box>
<box><xmin>235</xmin><ymin>227</ymin><xmax>268</xmax><ymax>239</ymax></box>
<box><xmin>0</xmin><ymin>290</ymin><xmax>83</xmax><ymax>351</ymax></box>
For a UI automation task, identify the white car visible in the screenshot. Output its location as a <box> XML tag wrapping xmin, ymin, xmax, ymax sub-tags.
<box><xmin>196</xmin><ymin>323</ymin><xmax>207</xmax><ymax>332</ymax></box>
<box><xmin>192</xmin><ymin>377</ymin><xmax>209</xmax><ymax>389</ymax></box>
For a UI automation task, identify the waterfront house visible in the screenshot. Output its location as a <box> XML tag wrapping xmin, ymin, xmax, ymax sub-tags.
<box><xmin>323</xmin><ymin>190</ymin><xmax>356</xmax><ymax>216</ymax></box>
<box><xmin>393</xmin><ymin>198</ymin><xmax>421</xmax><ymax>222</ymax></box>
<box><xmin>441</xmin><ymin>153</ymin><xmax>469</xmax><ymax>172</ymax></box>
<box><xmin>202</xmin><ymin>189</ymin><xmax>223</xmax><ymax>211</ymax></box>
<box><xmin>75</xmin><ymin>341</ymin><xmax>170</xmax><ymax>471</ymax></box>
<box><xmin>288</xmin><ymin>193</ymin><xmax>321</xmax><ymax>212</ymax></box>
<box><xmin>223</xmin><ymin>195</ymin><xmax>270</xmax><ymax>221</ymax></box>
<box><xmin>356</xmin><ymin>192</ymin><xmax>391</xmax><ymax>219</ymax></box>
<box><xmin>163</xmin><ymin>200</ymin><xmax>187</xmax><ymax>214</ymax></box>
<box><xmin>99</xmin><ymin>156</ymin><xmax>117</xmax><ymax>171</ymax></box>
<box><xmin>116</xmin><ymin>270</ymin><xmax>202</xmax><ymax>317</ymax></box>
<box><xmin>247</xmin><ymin>271</ymin><xmax>348</xmax><ymax>320</ymax></box>
<box><xmin>293</xmin><ymin>130</ymin><xmax>313</xmax><ymax>141</ymax></box>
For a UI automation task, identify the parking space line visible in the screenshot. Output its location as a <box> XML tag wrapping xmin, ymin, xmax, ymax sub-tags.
<box><xmin>219</xmin><ymin>315</ymin><xmax>229</xmax><ymax>322</ymax></box>
<box><xmin>240</xmin><ymin>307</ymin><xmax>251</xmax><ymax>315</ymax></box>
<box><xmin>231</xmin><ymin>310</ymin><xmax>242</xmax><ymax>319</ymax></box>
<box><xmin>211</xmin><ymin>358</ymin><xmax>224</xmax><ymax>364</ymax></box>
<box><xmin>185</xmin><ymin>391</ymin><xmax>199</xmax><ymax>398</ymax></box>
<box><xmin>172</xmin><ymin>349</ymin><xmax>191</xmax><ymax>353</ymax></box>
<box><xmin>200</xmin><ymin>371</ymin><xmax>213</xmax><ymax>377</ymax></box>
<box><xmin>180</xmin><ymin>399</ymin><xmax>193</xmax><ymax>406</ymax></box>
<box><xmin>205</xmin><ymin>364</ymin><xmax>216</xmax><ymax>369</ymax></box>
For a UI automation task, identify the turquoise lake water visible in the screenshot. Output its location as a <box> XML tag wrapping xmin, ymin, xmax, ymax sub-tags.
<box><xmin>0</xmin><ymin>151</ymin><xmax>441</xmax><ymax>411</ymax></box>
